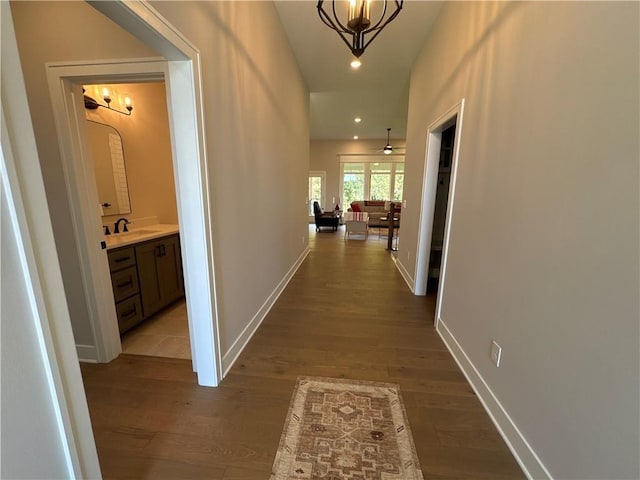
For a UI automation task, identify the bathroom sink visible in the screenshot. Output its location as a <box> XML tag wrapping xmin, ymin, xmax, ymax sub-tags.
<box><xmin>117</xmin><ymin>229</ymin><xmax>158</xmax><ymax>237</ymax></box>
<box><xmin>104</xmin><ymin>224</ymin><xmax>179</xmax><ymax>250</ymax></box>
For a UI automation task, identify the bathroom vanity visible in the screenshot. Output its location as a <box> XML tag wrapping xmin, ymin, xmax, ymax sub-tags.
<box><xmin>106</xmin><ymin>225</ymin><xmax>184</xmax><ymax>334</ymax></box>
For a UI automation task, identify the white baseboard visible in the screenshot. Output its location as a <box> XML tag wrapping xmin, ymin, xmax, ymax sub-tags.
<box><xmin>391</xmin><ymin>254</ymin><xmax>415</xmax><ymax>293</ymax></box>
<box><xmin>221</xmin><ymin>247</ymin><xmax>310</xmax><ymax>377</ymax></box>
<box><xmin>436</xmin><ymin>319</ymin><xmax>552</xmax><ymax>480</ymax></box>
<box><xmin>76</xmin><ymin>344</ymin><xmax>97</xmax><ymax>363</ymax></box>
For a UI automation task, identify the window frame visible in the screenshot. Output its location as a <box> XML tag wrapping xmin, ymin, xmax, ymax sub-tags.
<box><xmin>339</xmin><ymin>154</ymin><xmax>405</xmax><ymax>206</ymax></box>
<box><xmin>308</xmin><ymin>171</ymin><xmax>326</xmax><ymax>216</ymax></box>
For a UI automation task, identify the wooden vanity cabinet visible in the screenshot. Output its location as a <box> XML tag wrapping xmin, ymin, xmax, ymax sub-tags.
<box><xmin>107</xmin><ymin>233</ymin><xmax>184</xmax><ymax>334</ymax></box>
<box><xmin>107</xmin><ymin>247</ymin><xmax>143</xmax><ymax>333</ymax></box>
<box><xmin>135</xmin><ymin>235</ymin><xmax>184</xmax><ymax>318</ymax></box>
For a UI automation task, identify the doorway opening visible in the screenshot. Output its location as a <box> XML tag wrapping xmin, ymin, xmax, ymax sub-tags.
<box><xmin>427</xmin><ymin>123</ymin><xmax>456</xmax><ymax>294</ymax></box>
<box><xmin>84</xmin><ymin>81</ymin><xmax>191</xmax><ymax>360</ymax></box>
<box><xmin>308</xmin><ymin>171</ymin><xmax>326</xmax><ymax>218</ymax></box>
<box><xmin>47</xmin><ymin>54</ymin><xmax>220</xmax><ymax>387</ymax></box>
<box><xmin>414</xmin><ymin>100</ymin><xmax>465</xmax><ymax>328</ymax></box>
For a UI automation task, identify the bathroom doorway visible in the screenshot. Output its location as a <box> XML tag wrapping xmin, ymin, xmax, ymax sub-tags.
<box><xmin>83</xmin><ymin>81</ymin><xmax>191</xmax><ymax>360</ymax></box>
<box><xmin>47</xmin><ymin>56</ymin><xmax>220</xmax><ymax>387</ymax></box>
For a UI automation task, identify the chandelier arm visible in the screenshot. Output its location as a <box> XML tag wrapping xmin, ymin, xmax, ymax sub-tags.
<box><xmin>317</xmin><ymin>4</ymin><xmax>347</xmax><ymax>33</ymax></box>
<box><xmin>330</xmin><ymin>0</ymin><xmax>350</xmax><ymax>33</ymax></box>
<box><xmin>364</xmin><ymin>0</ymin><xmax>389</xmax><ymax>33</ymax></box>
<box><xmin>318</xmin><ymin>2</ymin><xmax>363</xmax><ymax>57</ymax></box>
<box><xmin>365</xmin><ymin>0</ymin><xmax>402</xmax><ymax>33</ymax></box>
<box><xmin>360</xmin><ymin>3</ymin><xmax>403</xmax><ymax>52</ymax></box>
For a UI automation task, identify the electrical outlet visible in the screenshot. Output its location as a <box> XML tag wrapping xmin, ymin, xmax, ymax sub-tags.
<box><xmin>490</xmin><ymin>340</ymin><xmax>502</xmax><ymax>367</ymax></box>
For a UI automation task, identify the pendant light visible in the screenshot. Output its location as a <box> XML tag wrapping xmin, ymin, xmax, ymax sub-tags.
<box><xmin>317</xmin><ymin>0</ymin><xmax>403</xmax><ymax>62</ymax></box>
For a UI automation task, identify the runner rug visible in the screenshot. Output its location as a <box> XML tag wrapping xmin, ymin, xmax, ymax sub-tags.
<box><xmin>270</xmin><ymin>376</ymin><xmax>424</xmax><ymax>480</ymax></box>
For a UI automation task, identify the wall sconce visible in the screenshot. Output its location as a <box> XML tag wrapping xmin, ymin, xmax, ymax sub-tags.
<box><xmin>83</xmin><ymin>87</ymin><xmax>133</xmax><ymax>116</ymax></box>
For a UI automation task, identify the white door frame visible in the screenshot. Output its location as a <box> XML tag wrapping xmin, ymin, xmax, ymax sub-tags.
<box><xmin>46</xmin><ymin>1</ymin><xmax>221</xmax><ymax>387</ymax></box>
<box><xmin>308</xmin><ymin>171</ymin><xmax>326</xmax><ymax>215</ymax></box>
<box><xmin>414</xmin><ymin>99</ymin><xmax>465</xmax><ymax>328</ymax></box>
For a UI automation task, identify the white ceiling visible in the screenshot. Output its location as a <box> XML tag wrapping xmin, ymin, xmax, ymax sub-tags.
<box><xmin>274</xmin><ymin>1</ymin><xmax>443</xmax><ymax>141</ymax></box>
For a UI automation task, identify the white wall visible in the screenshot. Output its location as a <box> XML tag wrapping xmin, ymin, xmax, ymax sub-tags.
<box><xmin>11</xmin><ymin>1</ymin><xmax>309</xmax><ymax>363</ymax></box>
<box><xmin>148</xmin><ymin>1</ymin><xmax>309</xmax><ymax>357</ymax></box>
<box><xmin>1</xmin><ymin>184</ymin><xmax>69</xmax><ymax>479</ymax></box>
<box><xmin>400</xmin><ymin>2</ymin><xmax>639</xmax><ymax>479</ymax></box>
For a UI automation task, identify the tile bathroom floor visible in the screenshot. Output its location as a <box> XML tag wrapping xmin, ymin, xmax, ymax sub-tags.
<box><xmin>120</xmin><ymin>299</ymin><xmax>191</xmax><ymax>360</ymax></box>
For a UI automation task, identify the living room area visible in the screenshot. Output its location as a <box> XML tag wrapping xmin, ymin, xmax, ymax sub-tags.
<box><xmin>309</xmin><ymin>138</ymin><xmax>406</xmax><ymax>241</ymax></box>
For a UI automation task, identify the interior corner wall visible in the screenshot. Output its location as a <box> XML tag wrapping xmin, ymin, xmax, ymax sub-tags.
<box><xmin>401</xmin><ymin>2</ymin><xmax>639</xmax><ymax>479</ymax></box>
<box><xmin>310</xmin><ymin>138</ymin><xmax>407</xmax><ymax>210</ymax></box>
<box><xmin>84</xmin><ymin>82</ymin><xmax>179</xmax><ymax>226</ymax></box>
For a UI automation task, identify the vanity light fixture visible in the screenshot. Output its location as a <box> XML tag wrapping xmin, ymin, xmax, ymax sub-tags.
<box><xmin>83</xmin><ymin>87</ymin><xmax>133</xmax><ymax>116</ymax></box>
<box><xmin>317</xmin><ymin>0</ymin><xmax>403</xmax><ymax>64</ymax></box>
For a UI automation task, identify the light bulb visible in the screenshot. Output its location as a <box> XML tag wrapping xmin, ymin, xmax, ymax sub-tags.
<box><xmin>102</xmin><ymin>88</ymin><xmax>111</xmax><ymax>100</ymax></box>
<box><xmin>124</xmin><ymin>97</ymin><xmax>132</xmax><ymax>107</ymax></box>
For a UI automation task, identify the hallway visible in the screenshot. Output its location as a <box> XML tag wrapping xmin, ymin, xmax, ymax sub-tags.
<box><xmin>80</xmin><ymin>227</ymin><xmax>525</xmax><ymax>479</ymax></box>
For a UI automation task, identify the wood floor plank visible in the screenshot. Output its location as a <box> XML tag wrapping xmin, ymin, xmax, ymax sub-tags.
<box><xmin>81</xmin><ymin>227</ymin><xmax>525</xmax><ymax>479</ymax></box>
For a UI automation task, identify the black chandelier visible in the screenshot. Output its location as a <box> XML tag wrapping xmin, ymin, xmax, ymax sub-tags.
<box><xmin>317</xmin><ymin>0</ymin><xmax>403</xmax><ymax>60</ymax></box>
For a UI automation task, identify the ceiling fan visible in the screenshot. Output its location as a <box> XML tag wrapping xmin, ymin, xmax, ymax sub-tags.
<box><xmin>369</xmin><ymin>128</ymin><xmax>404</xmax><ymax>153</ymax></box>
<box><xmin>383</xmin><ymin>127</ymin><xmax>393</xmax><ymax>155</ymax></box>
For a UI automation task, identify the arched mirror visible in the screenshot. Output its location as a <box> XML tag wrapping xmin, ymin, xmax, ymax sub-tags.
<box><xmin>86</xmin><ymin>120</ymin><xmax>132</xmax><ymax>216</ymax></box>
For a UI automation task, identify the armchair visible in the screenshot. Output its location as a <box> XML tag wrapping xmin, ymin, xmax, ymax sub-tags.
<box><xmin>313</xmin><ymin>201</ymin><xmax>339</xmax><ymax>232</ymax></box>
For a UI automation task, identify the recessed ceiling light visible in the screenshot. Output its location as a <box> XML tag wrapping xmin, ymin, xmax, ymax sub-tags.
<box><xmin>350</xmin><ymin>58</ymin><xmax>362</xmax><ymax>69</ymax></box>
<box><xmin>354</xmin><ymin>117</ymin><xmax>362</xmax><ymax>123</ymax></box>
<box><xmin>353</xmin><ymin>135</ymin><xmax>359</xmax><ymax>140</ymax></box>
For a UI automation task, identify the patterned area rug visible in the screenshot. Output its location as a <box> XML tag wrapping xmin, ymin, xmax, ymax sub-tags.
<box><xmin>270</xmin><ymin>377</ymin><xmax>424</xmax><ymax>480</ymax></box>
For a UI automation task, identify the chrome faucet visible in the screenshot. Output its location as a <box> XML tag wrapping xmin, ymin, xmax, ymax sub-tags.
<box><xmin>113</xmin><ymin>217</ymin><xmax>130</xmax><ymax>234</ymax></box>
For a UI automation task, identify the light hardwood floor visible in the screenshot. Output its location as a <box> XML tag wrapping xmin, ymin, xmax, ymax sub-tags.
<box><xmin>81</xmin><ymin>226</ymin><xmax>525</xmax><ymax>480</ymax></box>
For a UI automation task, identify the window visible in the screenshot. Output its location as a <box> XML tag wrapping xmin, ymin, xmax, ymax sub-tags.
<box><xmin>308</xmin><ymin>172</ymin><xmax>326</xmax><ymax>215</ymax></box>
<box><xmin>339</xmin><ymin>157</ymin><xmax>404</xmax><ymax>207</ymax></box>
<box><xmin>393</xmin><ymin>163</ymin><xmax>404</xmax><ymax>201</ymax></box>
<box><xmin>369</xmin><ymin>163</ymin><xmax>392</xmax><ymax>200</ymax></box>
<box><xmin>341</xmin><ymin>163</ymin><xmax>365</xmax><ymax>209</ymax></box>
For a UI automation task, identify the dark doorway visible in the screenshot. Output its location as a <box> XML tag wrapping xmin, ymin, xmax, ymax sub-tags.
<box><xmin>427</xmin><ymin>123</ymin><xmax>456</xmax><ymax>294</ymax></box>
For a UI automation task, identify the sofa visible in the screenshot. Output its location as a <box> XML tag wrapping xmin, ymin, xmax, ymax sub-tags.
<box><xmin>347</xmin><ymin>200</ymin><xmax>401</xmax><ymax>228</ymax></box>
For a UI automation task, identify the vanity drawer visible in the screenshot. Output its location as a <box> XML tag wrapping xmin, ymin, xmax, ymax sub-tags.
<box><xmin>108</xmin><ymin>247</ymin><xmax>136</xmax><ymax>271</ymax></box>
<box><xmin>116</xmin><ymin>295</ymin><xmax>143</xmax><ymax>334</ymax></box>
<box><xmin>111</xmin><ymin>266</ymin><xmax>140</xmax><ymax>303</ymax></box>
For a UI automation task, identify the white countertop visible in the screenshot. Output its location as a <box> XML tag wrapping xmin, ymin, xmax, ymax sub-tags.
<box><xmin>105</xmin><ymin>224</ymin><xmax>179</xmax><ymax>250</ymax></box>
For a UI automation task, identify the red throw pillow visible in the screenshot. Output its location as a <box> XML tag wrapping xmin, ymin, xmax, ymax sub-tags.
<box><xmin>351</xmin><ymin>202</ymin><xmax>361</xmax><ymax>212</ymax></box>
